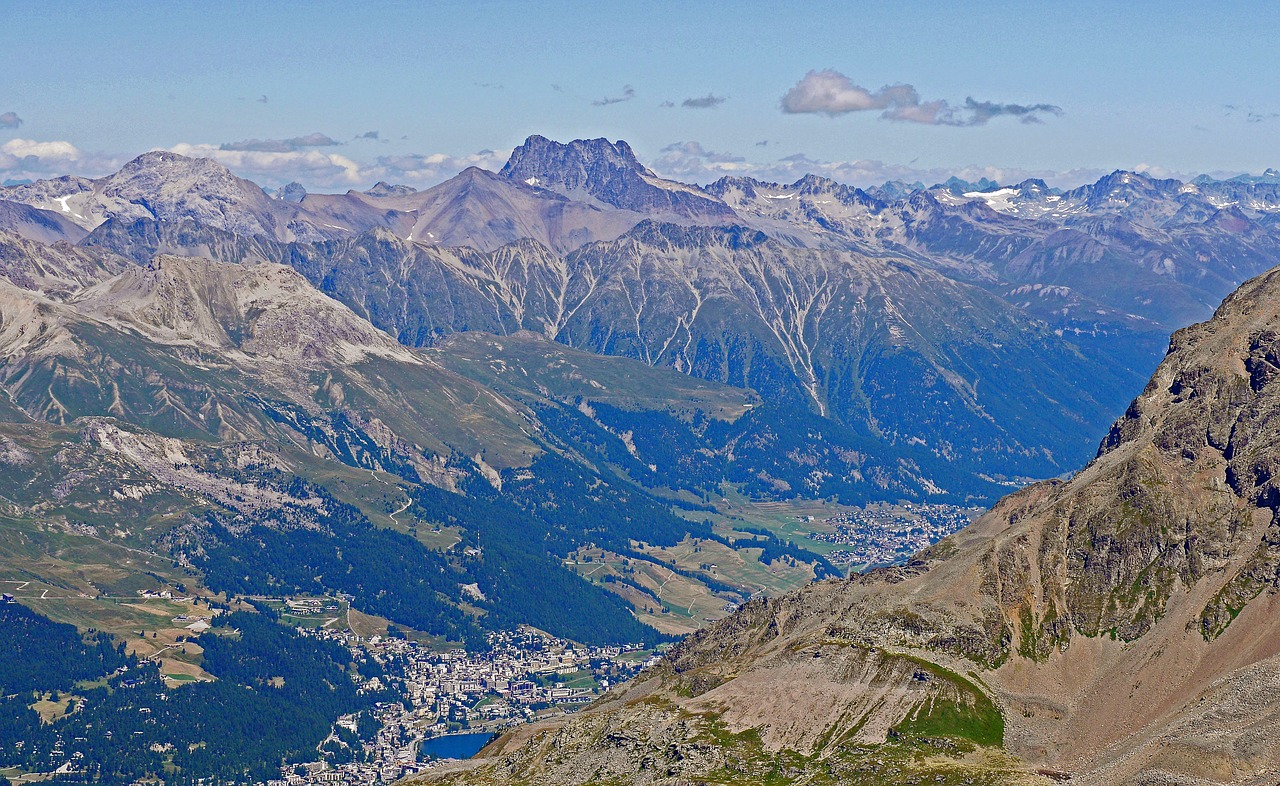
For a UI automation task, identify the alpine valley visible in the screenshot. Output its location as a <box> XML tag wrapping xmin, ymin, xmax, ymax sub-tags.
<box><xmin>3</xmin><ymin>136</ymin><xmax>1280</xmax><ymax>785</ymax></box>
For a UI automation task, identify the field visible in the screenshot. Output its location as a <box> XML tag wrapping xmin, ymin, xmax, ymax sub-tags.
<box><xmin>565</xmin><ymin>525</ymin><xmax>821</xmax><ymax>637</ymax></box>
<box><xmin>559</xmin><ymin>493</ymin><xmax>862</xmax><ymax>635</ymax></box>
<box><xmin>700</xmin><ymin>486</ymin><xmax>857</xmax><ymax>554</ymax></box>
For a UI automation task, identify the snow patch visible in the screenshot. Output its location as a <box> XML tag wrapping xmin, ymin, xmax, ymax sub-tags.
<box><xmin>963</xmin><ymin>187</ymin><xmax>1020</xmax><ymax>213</ymax></box>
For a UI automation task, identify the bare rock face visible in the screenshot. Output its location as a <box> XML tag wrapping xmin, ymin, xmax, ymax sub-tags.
<box><xmin>72</xmin><ymin>255</ymin><xmax>420</xmax><ymax>365</ymax></box>
<box><xmin>500</xmin><ymin>135</ymin><xmax>736</xmax><ymax>220</ymax></box>
<box><xmin>0</xmin><ymin>230</ymin><xmax>129</xmax><ymax>299</ymax></box>
<box><xmin>418</xmin><ymin>266</ymin><xmax>1280</xmax><ymax>785</ymax></box>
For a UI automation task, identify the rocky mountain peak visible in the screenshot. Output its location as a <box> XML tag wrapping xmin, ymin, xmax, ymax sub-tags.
<box><xmin>103</xmin><ymin>151</ymin><xmax>264</xmax><ymax>199</ymax></box>
<box><xmin>500</xmin><ymin>135</ymin><xmax>651</xmax><ymax>187</ymax></box>
<box><xmin>116</xmin><ymin>149</ymin><xmax>199</xmax><ymax>172</ymax></box>
<box><xmin>1080</xmin><ymin>169</ymin><xmax>1175</xmax><ymax>203</ymax></box>
<box><xmin>0</xmin><ymin>151</ymin><xmax>350</xmax><ymax>243</ymax></box>
<box><xmin>276</xmin><ymin>182</ymin><xmax>307</xmax><ymax>203</ymax></box>
<box><xmin>703</xmin><ymin>175</ymin><xmax>765</xmax><ymax>198</ymax></box>
<box><xmin>791</xmin><ymin>172</ymin><xmax>836</xmax><ymax>193</ymax></box>
<box><xmin>363</xmin><ymin>181</ymin><xmax>417</xmax><ymax>197</ymax></box>
<box><xmin>1014</xmin><ymin>177</ymin><xmax>1053</xmax><ymax>194</ymax></box>
<box><xmin>499</xmin><ymin>135</ymin><xmax>736</xmax><ymax>219</ymax></box>
<box><xmin>935</xmin><ymin>175</ymin><xmax>1001</xmax><ymax>195</ymax></box>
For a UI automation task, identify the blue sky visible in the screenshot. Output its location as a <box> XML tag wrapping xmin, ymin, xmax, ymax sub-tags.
<box><xmin>2</xmin><ymin>0</ymin><xmax>1277</xmax><ymax>190</ymax></box>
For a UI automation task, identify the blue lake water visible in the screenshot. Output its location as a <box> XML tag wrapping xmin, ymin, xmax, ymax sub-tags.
<box><xmin>419</xmin><ymin>731</ymin><xmax>495</xmax><ymax>760</ymax></box>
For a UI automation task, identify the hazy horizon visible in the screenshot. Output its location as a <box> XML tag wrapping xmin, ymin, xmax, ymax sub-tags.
<box><xmin>2</xmin><ymin>1</ymin><xmax>1278</xmax><ymax>191</ymax></box>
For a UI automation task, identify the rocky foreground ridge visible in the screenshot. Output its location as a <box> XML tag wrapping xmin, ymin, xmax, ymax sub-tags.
<box><xmin>418</xmin><ymin>264</ymin><xmax>1280</xmax><ymax>785</ymax></box>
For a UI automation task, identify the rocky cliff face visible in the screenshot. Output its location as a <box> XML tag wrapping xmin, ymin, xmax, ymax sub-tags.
<box><xmin>73</xmin><ymin>255</ymin><xmax>422</xmax><ymax>366</ymax></box>
<box><xmin>420</xmin><ymin>264</ymin><xmax>1280</xmax><ymax>785</ymax></box>
<box><xmin>0</xmin><ymin>230</ymin><xmax>129</xmax><ymax>299</ymax></box>
<box><xmin>500</xmin><ymin>135</ymin><xmax>737</xmax><ymax>220</ymax></box>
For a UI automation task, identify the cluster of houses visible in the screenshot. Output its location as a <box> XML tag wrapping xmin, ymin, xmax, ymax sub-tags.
<box><xmin>379</xmin><ymin>630</ymin><xmax>644</xmax><ymax>710</ymax></box>
<box><xmin>272</xmin><ymin>626</ymin><xmax>659</xmax><ymax>784</ymax></box>
<box><xmin>809</xmin><ymin>502</ymin><xmax>979</xmax><ymax>568</ymax></box>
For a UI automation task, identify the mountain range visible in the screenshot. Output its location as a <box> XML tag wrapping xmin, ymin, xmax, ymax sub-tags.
<box><xmin>2</xmin><ymin>137</ymin><xmax>1280</xmax><ymax>646</ymax></box>
<box><xmin>416</xmin><ymin>252</ymin><xmax>1280</xmax><ymax>786</ymax></box>
<box><xmin>4</xmin><ymin>136</ymin><xmax>1280</xmax><ymax>784</ymax></box>
<box><xmin>9</xmin><ymin>137</ymin><xmax>1280</xmax><ymax>504</ymax></box>
<box><xmin>0</xmin><ymin>232</ymin><xmax>787</xmax><ymax>646</ymax></box>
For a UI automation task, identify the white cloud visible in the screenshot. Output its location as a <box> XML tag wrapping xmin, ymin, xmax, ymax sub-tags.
<box><xmin>781</xmin><ymin>72</ymin><xmax>917</xmax><ymax>116</ymax></box>
<box><xmin>781</xmin><ymin>69</ymin><xmax>1061</xmax><ymax>126</ymax></box>
<box><xmin>169</xmin><ymin>142</ymin><xmax>365</xmax><ymax>186</ymax></box>
<box><xmin>373</xmin><ymin>149</ymin><xmax>512</xmax><ymax>184</ymax></box>
<box><xmin>3</xmin><ymin>138</ymin><xmax>83</xmax><ymax>160</ymax></box>
<box><xmin>0</xmin><ymin>138</ymin><xmax>121</xmax><ymax>179</ymax></box>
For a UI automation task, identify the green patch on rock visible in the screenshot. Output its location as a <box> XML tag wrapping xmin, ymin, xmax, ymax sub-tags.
<box><xmin>893</xmin><ymin>658</ymin><xmax>1004</xmax><ymax>748</ymax></box>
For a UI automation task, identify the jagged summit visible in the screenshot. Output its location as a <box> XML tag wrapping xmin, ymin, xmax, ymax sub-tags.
<box><xmin>500</xmin><ymin>135</ymin><xmax>652</xmax><ymax>184</ymax></box>
<box><xmin>499</xmin><ymin>134</ymin><xmax>736</xmax><ymax>219</ymax></box>
<box><xmin>276</xmin><ymin>181</ymin><xmax>307</xmax><ymax>202</ymax></box>
<box><xmin>935</xmin><ymin>174</ymin><xmax>1002</xmax><ymax>195</ymax></box>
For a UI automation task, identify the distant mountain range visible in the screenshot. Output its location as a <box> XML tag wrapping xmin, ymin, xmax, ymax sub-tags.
<box><xmin>6</xmin><ymin>137</ymin><xmax>1280</xmax><ymax>503</ymax></box>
